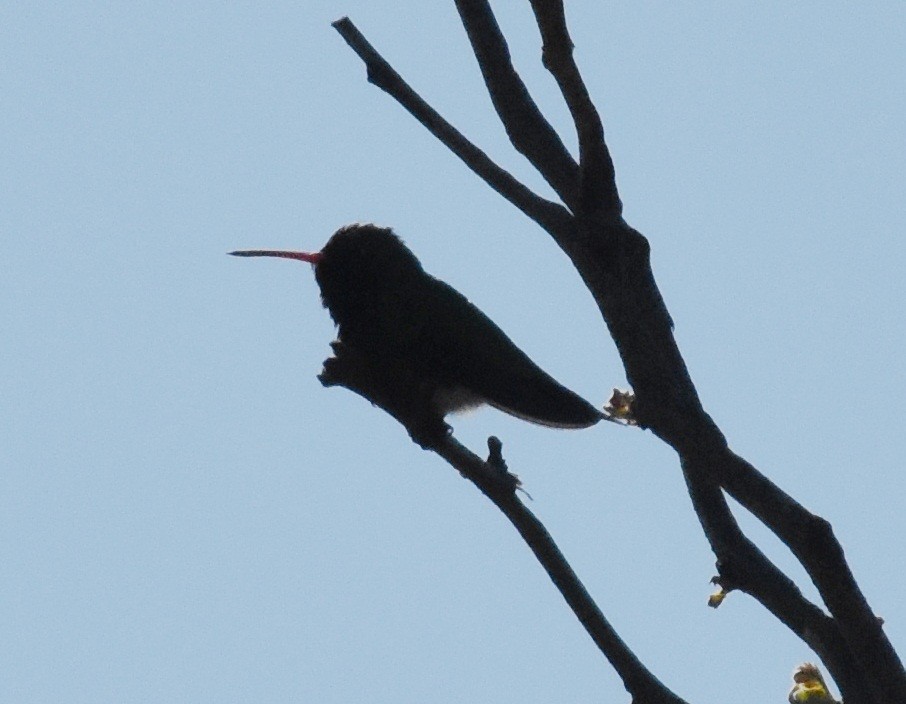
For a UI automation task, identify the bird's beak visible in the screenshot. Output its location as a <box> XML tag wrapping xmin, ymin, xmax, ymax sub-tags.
<box><xmin>229</xmin><ymin>249</ymin><xmax>323</xmax><ymax>264</ymax></box>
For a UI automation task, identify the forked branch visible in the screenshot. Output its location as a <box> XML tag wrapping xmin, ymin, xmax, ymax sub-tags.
<box><xmin>527</xmin><ymin>0</ymin><xmax>621</xmax><ymax>219</ymax></box>
<box><xmin>332</xmin><ymin>17</ymin><xmax>574</xmax><ymax>240</ymax></box>
<box><xmin>453</xmin><ymin>0</ymin><xmax>580</xmax><ymax>210</ymax></box>
<box><xmin>331</xmin><ymin>6</ymin><xmax>905</xmax><ymax>703</ymax></box>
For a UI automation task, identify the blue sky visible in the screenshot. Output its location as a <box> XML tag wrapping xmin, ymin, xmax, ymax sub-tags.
<box><xmin>2</xmin><ymin>2</ymin><xmax>904</xmax><ymax>702</ymax></box>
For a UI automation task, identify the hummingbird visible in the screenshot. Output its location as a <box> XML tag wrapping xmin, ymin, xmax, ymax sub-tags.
<box><xmin>231</xmin><ymin>224</ymin><xmax>602</xmax><ymax>437</ymax></box>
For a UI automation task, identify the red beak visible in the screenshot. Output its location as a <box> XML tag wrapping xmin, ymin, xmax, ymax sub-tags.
<box><xmin>229</xmin><ymin>249</ymin><xmax>322</xmax><ymax>264</ymax></box>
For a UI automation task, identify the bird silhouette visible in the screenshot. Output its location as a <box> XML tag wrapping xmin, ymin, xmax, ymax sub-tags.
<box><xmin>232</xmin><ymin>224</ymin><xmax>602</xmax><ymax>438</ymax></box>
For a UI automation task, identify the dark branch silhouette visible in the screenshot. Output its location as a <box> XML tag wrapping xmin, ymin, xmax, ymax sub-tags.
<box><xmin>332</xmin><ymin>17</ymin><xmax>573</xmax><ymax>239</ymax></box>
<box><xmin>319</xmin><ymin>342</ymin><xmax>688</xmax><ymax>704</ymax></box>
<box><xmin>453</xmin><ymin>0</ymin><xmax>580</xmax><ymax>211</ymax></box>
<box><xmin>527</xmin><ymin>0</ymin><xmax>621</xmax><ymax>219</ymax></box>
<box><xmin>330</xmin><ymin>4</ymin><xmax>905</xmax><ymax>703</ymax></box>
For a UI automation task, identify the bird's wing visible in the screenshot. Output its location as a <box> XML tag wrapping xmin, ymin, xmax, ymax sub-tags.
<box><xmin>404</xmin><ymin>277</ymin><xmax>602</xmax><ymax>429</ymax></box>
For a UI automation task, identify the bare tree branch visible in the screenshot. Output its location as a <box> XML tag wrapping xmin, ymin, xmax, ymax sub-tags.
<box><xmin>331</xmin><ymin>8</ymin><xmax>906</xmax><ymax>704</ymax></box>
<box><xmin>332</xmin><ymin>17</ymin><xmax>574</xmax><ymax>239</ymax></box>
<box><xmin>520</xmin><ymin>5</ymin><xmax>904</xmax><ymax>699</ymax></box>
<box><xmin>319</xmin><ymin>341</ymin><xmax>689</xmax><ymax>704</ymax></box>
<box><xmin>441</xmin><ymin>440</ymin><xmax>687</xmax><ymax>704</ymax></box>
<box><xmin>453</xmin><ymin>0</ymin><xmax>580</xmax><ymax>211</ymax></box>
<box><xmin>715</xmin><ymin>449</ymin><xmax>896</xmax><ymax>703</ymax></box>
<box><xmin>558</xmin><ymin>225</ymin><xmax>870</xmax><ymax>696</ymax></box>
<box><xmin>680</xmin><ymin>456</ymin><xmax>872</xmax><ymax>701</ymax></box>
<box><xmin>527</xmin><ymin>0</ymin><xmax>621</xmax><ymax>220</ymax></box>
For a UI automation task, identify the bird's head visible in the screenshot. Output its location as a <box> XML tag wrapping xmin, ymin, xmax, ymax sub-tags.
<box><xmin>230</xmin><ymin>223</ymin><xmax>424</xmax><ymax>324</ymax></box>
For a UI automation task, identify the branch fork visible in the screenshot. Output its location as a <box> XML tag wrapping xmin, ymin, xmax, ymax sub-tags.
<box><xmin>329</xmin><ymin>5</ymin><xmax>905</xmax><ymax>702</ymax></box>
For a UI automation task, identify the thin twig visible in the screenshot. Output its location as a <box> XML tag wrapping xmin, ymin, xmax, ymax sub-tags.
<box><xmin>453</xmin><ymin>0</ymin><xmax>580</xmax><ymax>210</ymax></box>
<box><xmin>332</xmin><ymin>17</ymin><xmax>574</xmax><ymax>240</ymax></box>
<box><xmin>527</xmin><ymin>0</ymin><xmax>621</xmax><ymax>220</ymax></box>
<box><xmin>436</xmin><ymin>436</ymin><xmax>690</xmax><ymax>704</ymax></box>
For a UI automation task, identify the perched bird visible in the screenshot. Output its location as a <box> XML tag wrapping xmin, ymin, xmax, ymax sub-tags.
<box><xmin>788</xmin><ymin>663</ymin><xmax>839</xmax><ymax>704</ymax></box>
<box><xmin>231</xmin><ymin>224</ymin><xmax>602</xmax><ymax>435</ymax></box>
